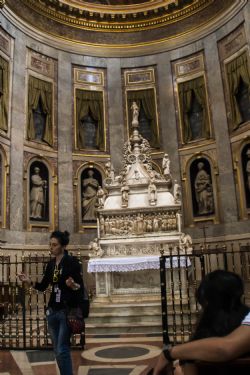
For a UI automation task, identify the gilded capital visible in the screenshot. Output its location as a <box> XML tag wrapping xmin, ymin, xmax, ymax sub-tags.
<box><xmin>0</xmin><ymin>0</ymin><xmax>5</xmax><ymax>9</ymax></box>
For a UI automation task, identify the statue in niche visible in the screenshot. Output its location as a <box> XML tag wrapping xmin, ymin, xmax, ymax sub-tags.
<box><xmin>79</xmin><ymin>111</ymin><xmax>97</xmax><ymax>149</ymax></box>
<box><xmin>236</xmin><ymin>77</ymin><xmax>250</xmax><ymax>124</ymax></box>
<box><xmin>82</xmin><ymin>169</ymin><xmax>99</xmax><ymax>221</ymax></box>
<box><xmin>138</xmin><ymin>104</ymin><xmax>152</xmax><ymax>142</ymax></box>
<box><xmin>162</xmin><ymin>153</ymin><xmax>171</xmax><ymax>177</ymax></box>
<box><xmin>30</xmin><ymin>167</ymin><xmax>47</xmax><ymax>219</ymax></box>
<box><xmin>121</xmin><ymin>182</ymin><xmax>129</xmax><ymax>208</ymax></box>
<box><xmin>194</xmin><ymin>162</ymin><xmax>214</xmax><ymax>215</ymax></box>
<box><xmin>173</xmin><ymin>180</ymin><xmax>181</xmax><ymax>204</ymax></box>
<box><xmin>246</xmin><ymin>149</ymin><xmax>250</xmax><ymax>191</ymax></box>
<box><xmin>33</xmin><ymin>97</ymin><xmax>46</xmax><ymax>142</ymax></box>
<box><xmin>131</xmin><ymin>101</ymin><xmax>139</xmax><ymax>126</ymax></box>
<box><xmin>148</xmin><ymin>179</ymin><xmax>157</xmax><ymax>206</ymax></box>
<box><xmin>0</xmin><ymin>154</ymin><xmax>2</xmax><ymax>217</ymax></box>
<box><xmin>188</xmin><ymin>91</ymin><xmax>204</xmax><ymax>140</ymax></box>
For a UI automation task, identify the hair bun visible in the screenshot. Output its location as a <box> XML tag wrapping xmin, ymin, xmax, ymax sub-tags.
<box><xmin>64</xmin><ymin>230</ymin><xmax>70</xmax><ymax>238</ymax></box>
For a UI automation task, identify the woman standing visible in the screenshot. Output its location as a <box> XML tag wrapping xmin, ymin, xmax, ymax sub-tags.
<box><xmin>18</xmin><ymin>230</ymin><xmax>84</xmax><ymax>375</ymax></box>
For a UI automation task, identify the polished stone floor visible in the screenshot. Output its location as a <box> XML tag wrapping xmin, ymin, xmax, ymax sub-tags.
<box><xmin>0</xmin><ymin>335</ymin><xmax>162</xmax><ymax>375</ymax></box>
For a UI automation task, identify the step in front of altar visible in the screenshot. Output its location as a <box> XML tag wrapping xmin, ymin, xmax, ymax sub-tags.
<box><xmin>85</xmin><ymin>301</ymin><xmax>197</xmax><ymax>336</ymax></box>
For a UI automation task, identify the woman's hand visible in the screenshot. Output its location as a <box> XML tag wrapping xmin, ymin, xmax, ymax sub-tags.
<box><xmin>153</xmin><ymin>352</ymin><xmax>173</xmax><ymax>375</ymax></box>
<box><xmin>17</xmin><ymin>273</ymin><xmax>32</xmax><ymax>286</ymax></box>
<box><xmin>66</xmin><ymin>277</ymin><xmax>80</xmax><ymax>290</ymax></box>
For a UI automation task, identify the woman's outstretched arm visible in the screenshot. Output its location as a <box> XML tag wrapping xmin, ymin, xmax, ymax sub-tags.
<box><xmin>153</xmin><ymin>325</ymin><xmax>250</xmax><ymax>375</ymax></box>
<box><xmin>172</xmin><ymin>325</ymin><xmax>250</xmax><ymax>362</ymax></box>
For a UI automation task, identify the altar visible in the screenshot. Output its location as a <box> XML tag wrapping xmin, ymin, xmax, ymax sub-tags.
<box><xmin>87</xmin><ymin>101</ymin><xmax>192</xmax><ymax>304</ymax></box>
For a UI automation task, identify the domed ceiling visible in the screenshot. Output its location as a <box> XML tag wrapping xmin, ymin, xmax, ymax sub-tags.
<box><xmin>2</xmin><ymin>0</ymin><xmax>243</xmax><ymax>56</ymax></box>
<box><xmin>83</xmin><ymin>0</ymin><xmax>151</xmax><ymax>4</ymax></box>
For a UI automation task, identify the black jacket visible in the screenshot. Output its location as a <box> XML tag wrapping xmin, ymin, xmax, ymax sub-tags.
<box><xmin>34</xmin><ymin>252</ymin><xmax>85</xmax><ymax>311</ymax></box>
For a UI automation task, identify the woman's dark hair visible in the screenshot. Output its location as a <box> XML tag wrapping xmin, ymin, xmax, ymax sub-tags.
<box><xmin>192</xmin><ymin>270</ymin><xmax>249</xmax><ymax>340</ymax></box>
<box><xmin>50</xmin><ymin>230</ymin><xmax>70</xmax><ymax>247</ymax></box>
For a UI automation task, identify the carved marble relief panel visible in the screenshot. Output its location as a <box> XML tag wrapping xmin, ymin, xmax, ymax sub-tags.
<box><xmin>99</xmin><ymin>210</ymin><xmax>178</xmax><ymax>238</ymax></box>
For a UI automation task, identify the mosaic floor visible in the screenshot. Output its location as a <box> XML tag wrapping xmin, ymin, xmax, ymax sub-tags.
<box><xmin>0</xmin><ymin>335</ymin><xmax>162</xmax><ymax>375</ymax></box>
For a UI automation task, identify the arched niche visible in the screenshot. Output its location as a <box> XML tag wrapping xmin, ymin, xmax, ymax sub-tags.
<box><xmin>27</xmin><ymin>158</ymin><xmax>55</xmax><ymax>230</ymax></box>
<box><xmin>241</xmin><ymin>143</ymin><xmax>250</xmax><ymax>209</ymax></box>
<box><xmin>0</xmin><ymin>146</ymin><xmax>8</xmax><ymax>228</ymax></box>
<box><xmin>190</xmin><ymin>157</ymin><xmax>215</xmax><ymax>217</ymax></box>
<box><xmin>75</xmin><ymin>163</ymin><xmax>105</xmax><ymax>230</ymax></box>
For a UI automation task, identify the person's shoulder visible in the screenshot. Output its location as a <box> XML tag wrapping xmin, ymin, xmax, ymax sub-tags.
<box><xmin>241</xmin><ymin>310</ymin><xmax>250</xmax><ymax>326</ymax></box>
<box><xmin>64</xmin><ymin>253</ymin><xmax>81</xmax><ymax>266</ymax></box>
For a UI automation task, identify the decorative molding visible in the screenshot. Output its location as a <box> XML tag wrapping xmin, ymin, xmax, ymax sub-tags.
<box><xmin>218</xmin><ymin>24</ymin><xmax>247</xmax><ymax>61</ymax></box>
<box><xmin>2</xmin><ymin>0</ymin><xmax>246</xmax><ymax>57</ymax></box>
<box><xmin>28</xmin><ymin>50</ymin><xmax>56</xmax><ymax>79</ymax></box>
<box><xmin>0</xmin><ymin>30</ymin><xmax>11</xmax><ymax>56</ymax></box>
<box><xmin>74</xmin><ymin>68</ymin><xmax>104</xmax><ymax>87</ymax></box>
<box><xmin>18</xmin><ymin>0</ymin><xmax>214</xmax><ymax>33</ymax></box>
<box><xmin>125</xmin><ymin>68</ymin><xmax>155</xmax><ymax>86</ymax></box>
<box><xmin>175</xmin><ymin>54</ymin><xmax>204</xmax><ymax>79</ymax></box>
<box><xmin>99</xmin><ymin>211</ymin><xmax>178</xmax><ymax>239</ymax></box>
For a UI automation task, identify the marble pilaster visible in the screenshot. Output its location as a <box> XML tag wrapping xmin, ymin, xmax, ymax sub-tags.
<box><xmin>243</xmin><ymin>1</ymin><xmax>250</xmax><ymax>45</ymax></box>
<box><xmin>9</xmin><ymin>34</ymin><xmax>26</xmax><ymax>232</ymax></box>
<box><xmin>157</xmin><ymin>53</ymin><xmax>181</xmax><ymax>182</ymax></box>
<box><xmin>57</xmin><ymin>52</ymin><xmax>74</xmax><ymax>232</ymax></box>
<box><xmin>106</xmin><ymin>59</ymin><xmax>124</xmax><ymax>171</ymax></box>
<box><xmin>204</xmin><ymin>34</ymin><xmax>238</xmax><ymax>224</ymax></box>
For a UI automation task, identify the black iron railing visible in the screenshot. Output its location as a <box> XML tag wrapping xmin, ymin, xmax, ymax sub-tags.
<box><xmin>1</xmin><ymin>243</ymin><xmax>250</xmax><ymax>349</ymax></box>
<box><xmin>0</xmin><ymin>252</ymin><xmax>89</xmax><ymax>350</ymax></box>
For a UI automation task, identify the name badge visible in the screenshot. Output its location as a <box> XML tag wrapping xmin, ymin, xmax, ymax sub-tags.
<box><xmin>54</xmin><ymin>285</ymin><xmax>61</xmax><ymax>303</ymax></box>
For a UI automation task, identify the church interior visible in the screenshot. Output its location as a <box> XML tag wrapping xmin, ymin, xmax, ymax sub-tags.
<box><xmin>0</xmin><ymin>0</ymin><xmax>250</xmax><ymax>374</ymax></box>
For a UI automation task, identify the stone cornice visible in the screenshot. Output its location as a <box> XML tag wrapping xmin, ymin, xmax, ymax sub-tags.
<box><xmin>18</xmin><ymin>0</ymin><xmax>213</xmax><ymax>32</ymax></box>
<box><xmin>13</xmin><ymin>0</ymin><xmax>215</xmax><ymax>32</ymax></box>
<box><xmin>2</xmin><ymin>0</ymin><xmax>246</xmax><ymax>57</ymax></box>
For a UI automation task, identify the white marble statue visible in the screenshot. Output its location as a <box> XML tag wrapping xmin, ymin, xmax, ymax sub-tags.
<box><xmin>105</xmin><ymin>161</ymin><xmax>115</xmax><ymax>182</ymax></box>
<box><xmin>99</xmin><ymin>215</ymin><xmax>105</xmax><ymax>235</ymax></box>
<box><xmin>121</xmin><ymin>182</ymin><xmax>129</xmax><ymax>208</ymax></box>
<box><xmin>30</xmin><ymin>167</ymin><xmax>47</xmax><ymax>219</ymax></box>
<box><xmin>131</xmin><ymin>101</ymin><xmax>139</xmax><ymax>125</ymax></box>
<box><xmin>97</xmin><ymin>185</ymin><xmax>105</xmax><ymax>208</ymax></box>
<box><xmin>179</xmin><ymin>233</ymin><xmax>192</xmax><ymax>251</ymax></box>
<box><xmin>89</xmin><ymin>239</ymin><xmax>104</xmax><ymax>258</ymax></box>
<box><xmin>173</xmin><ymin>180</ymin><xmax>181</xmax><ymax>204</ymax></box>
<box><xmin>162</xmin><ymin>153</ymin><xmax>171</xmax><ymax>177</ymax></box>
<box><xmin>148</xmin><ymin>179</ymin><xmax>157</xmax><ymax>206</ymax></box>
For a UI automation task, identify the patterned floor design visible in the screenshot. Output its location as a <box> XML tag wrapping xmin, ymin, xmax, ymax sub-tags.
<box><xmin>0</xmin><ymin>335</ymin><xmax>162</xmax><ymax>375</ymax></box>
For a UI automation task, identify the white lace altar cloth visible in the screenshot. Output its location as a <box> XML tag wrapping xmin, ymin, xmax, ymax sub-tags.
<box><xmin>88</xmin><ymin>256</ymin><xmax>191</xmax><ymax>273</ymax></box>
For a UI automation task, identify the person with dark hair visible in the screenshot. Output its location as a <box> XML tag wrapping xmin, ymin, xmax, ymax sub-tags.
<box><xmin>152</xmin><ymin>270</ymin><xmax>250</xmax><ymax>375</ymax></box>
<box><xmin>18</xmin><ymin>230</ymin><xmax>84</xmax><ymax>375</ymax></box>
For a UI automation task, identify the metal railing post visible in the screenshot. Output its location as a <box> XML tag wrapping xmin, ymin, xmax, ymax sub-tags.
<box><xmin>160</xmin><ymin>246</ymin><xmax>170</xmax><ymax>344</ymax></box>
